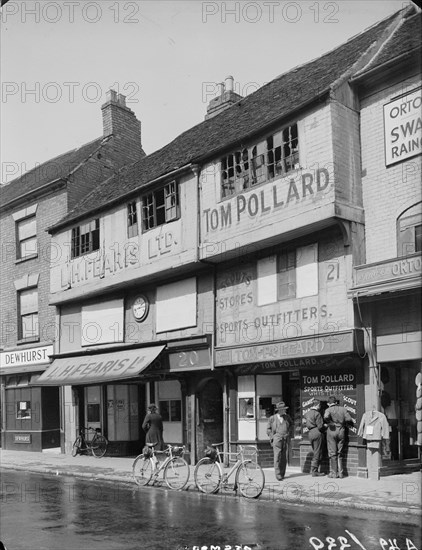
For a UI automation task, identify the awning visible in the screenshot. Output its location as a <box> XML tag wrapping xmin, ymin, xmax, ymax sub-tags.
<box><xmin>34</xmin><ymin>346</ymin><xmax>165</xmax><ymax>386</ymax></box>
<box><xmin>0</xmin><ymin>364</ymin><xmax>49</xmax><ymax>376</ymax></box>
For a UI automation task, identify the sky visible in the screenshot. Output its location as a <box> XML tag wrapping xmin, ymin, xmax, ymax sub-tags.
<box><xmin>0</xmin><ymin>0</ymin><xmax>412</xmax><ymax>184</ymax></box>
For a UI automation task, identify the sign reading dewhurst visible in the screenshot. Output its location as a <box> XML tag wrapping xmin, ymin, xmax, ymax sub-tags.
<box><xmin>0</xmin><ymin>345</ymin><xmax>53</xmax><ymax>369</ymax></box>
<box><xmin>384</xmin><ymin>87</ymin><xmax>422</xmax><ymax>166</ymax></box>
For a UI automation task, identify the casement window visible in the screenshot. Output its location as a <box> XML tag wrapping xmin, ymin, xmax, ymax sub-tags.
<box><xmin>267</xmin><ymin>124</ymin><xmax>299</xmax><ymax>179</ymax></box>
<box><xmin>127</xmin><ymin>201</ymin><xmax>138</xmax><ymax>238</ymax></box>
<box><xmin>16</xmin><ymin>215</ymin><xmax>37</xmax><ymax>259</ymax></box>
<box><xmin>397</xmin><ymin>203</ymin><xmax>422</xmax><ymax>256</ymax></box>
<box><xmin>142</xmin><ymin>181</ymin><xmax>179</xmax><ymax>231</ymax></box>
<box><xmin>277</xmin><ymin>250</ymin><xmax>296</xmax><ymax>300</ymax></box>
<box><xmin>159</xmin><ymin>399</ymin><xmax>181</xmax><ymax>422</ymax></box>
<box><xmin>220</xmin><ymin>123</ymin><xmax>299</xmax><ymax>199</ymax></box>
<box><xmin>18</xmin><ymin>287</ymin><xmax>39</xmax><ymax>340</ymax></box>
<box><xmin>71</xmin><ymin>219</ymin><xmax>100</xmax><ymax>258</ymax></box>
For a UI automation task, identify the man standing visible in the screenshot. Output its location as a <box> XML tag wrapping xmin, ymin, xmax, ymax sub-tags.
<box><xmin>324</xmin><ymin>396</ymin><xmax>352</xmax><ymax>478</ymax></box>
<box><xmin>304</xmin><ymin>399</ymin><xmax>326</xmax><ymax>477</ymax></box>
<box><xmin>267</xmin><ymin>401</ymin><xmax>293</xmax><ymax>481</ymax></box>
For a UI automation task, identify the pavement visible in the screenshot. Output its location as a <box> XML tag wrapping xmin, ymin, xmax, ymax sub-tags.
<box><xmin>1</xmin><ymin>448</ymin><xmax>421</xmax><ymax>517</ymax></box>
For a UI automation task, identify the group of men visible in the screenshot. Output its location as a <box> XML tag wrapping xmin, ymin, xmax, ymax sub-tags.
<box><xmin>267</xmin><ymin>397</ymin><xmax>352</xmax><ymax>480</ymax></box>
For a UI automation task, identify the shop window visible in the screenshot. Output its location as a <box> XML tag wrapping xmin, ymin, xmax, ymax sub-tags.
<box><xmin>18</xmin><ymin>287</ymin><xmax>39</xmax><ymax>341</ymax></box>
<box><xmin>16</xmin><ymin>400</ymin><xmax>31</xmax><ymax>419</ymax></box>
<box><xmin>16</xmin><ymin>215</ymin><xmax>37</xmax><ymax>260</ymax></box>
<box><xmin>238</xmin><ymin>397</ymin><xmax>255</xmax><ymax>420</ymax></box>
<box><xmin>142</xmin><ymin>181</ymin><xmax>179</xmax><ymax>231</ymax></box>
<box><xmin>127</xmin><ymin>201</ymin><xmax>138</xmax><ymax>238</ymax></box>
<box><xmin>396</xmin><ymin>203</ymin><xmax>422</xmax><ymax>256</ymax></box>
<box><xmin>71</xmin><ymin>219</ymin><xmax>100</xmax><ymax>258</ymax></box>
<box><xmin>159</xmin><ymin>400</ymin><xmax>181</xmax><ymax>422</ymax></box>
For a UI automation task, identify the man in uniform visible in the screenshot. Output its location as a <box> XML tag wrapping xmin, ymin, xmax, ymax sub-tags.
<box><xmin>267</xmin><ymin>401</ymin><xmax>293</xmax><ymax>481</ymax></box>
<box><xmin>324</xmin><ymin>396</ymin><xmax>352</xmax><ymax>478</ymax></box>
<box><xmin>304</xmin><ymin>399</ymin><xmax>326</xmax><ymax>477</ymax></box>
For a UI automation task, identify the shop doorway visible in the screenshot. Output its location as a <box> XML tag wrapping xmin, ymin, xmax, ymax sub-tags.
<box><xmin>380</xmin><ymin>362</ymin><xmax>420</xmax><ymax>464</ymax></box>
<box><xmin>84</xmin><ymin>386</ymin><xmax>103</xmax><ymax>438</ymax></box>
<box><xmin>196</xmin><ymin>379</ymin><xmax>223</xmax><ymax>459</ymax></box>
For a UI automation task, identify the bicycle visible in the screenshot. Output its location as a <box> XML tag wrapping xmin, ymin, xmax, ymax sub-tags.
<box><xmin>194</xmin><ymin>442</ymin><xmax>265</xmax><ymax>499</ymax></box>
<box><xmin>132</xmin><ymin>443</ymin><xmax>190</xmax><ymax>490</ymax></box>
<box><xmin>71</xmin><ymin>427</ymin><xmax>108</xmax><ymax>458</ymax></box>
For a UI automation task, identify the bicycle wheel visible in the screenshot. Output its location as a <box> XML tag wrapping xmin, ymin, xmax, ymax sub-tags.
<box><xmin>235</xmin><ymin>460</ymin><xmax>265</xmax><ymax>498</ymax></box>
<box><xmin>164</xmin><ymin>457</ymin><xmax>190</xmax><ymax>490</ymax></box>
<box><xmin>91</xmin><ymin>435</ymin><xmax>108</xmax><ymax>458</ymax></box>
<box><xmin>71</xmin><ymin>436</ymin><xmax>82</xmax><ymax>457</ymax></box>
<box><xmin>194</xmin><ymin>457</ymin><xmax>222</xmax><ymax>494</ymax></box>
<box><xmin>132</xmin><ymin>455</ymin><xmax>154</xmax><ymax>486</ymax></box>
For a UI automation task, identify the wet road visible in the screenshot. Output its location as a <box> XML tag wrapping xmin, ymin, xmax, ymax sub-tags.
<box><xmin>0</xmin><ymin>471</ymin><xmax>420</xmax><ymax>550</ymax></box>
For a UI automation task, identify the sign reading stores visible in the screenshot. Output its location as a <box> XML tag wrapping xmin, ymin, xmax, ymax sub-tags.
<box><xmin>203</xmin><ymin>168</ymin><xmax>330</xmax><ymax>232</ymax></box>
<box><xmin>384</xmin><ymin>88</ymin><xmax>422</xmax><ymax>166</ymax></box>
<box><xmin>0</xmin><ymin>345</ymin><xmax>53</xmax><ymax>369</ymax></box>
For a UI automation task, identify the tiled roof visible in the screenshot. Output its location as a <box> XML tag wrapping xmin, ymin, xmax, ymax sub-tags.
<box><xmin>47</xmin><ymin>9</ymin><xmax>407</xmax><ymax>231</ymax></box>
<box><xmin>353</xmin><ymin>11</ymin><xmax>421</xmax><ymax>76</ymax></box>
<box><xmin>0</xmin><ymin>136</ymin><xmax>108</xmax><ymax>208</ymax></box>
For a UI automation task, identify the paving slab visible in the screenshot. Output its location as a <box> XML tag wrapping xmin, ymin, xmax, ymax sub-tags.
<box><xmin>1</xmin><ymin>449</ymin><xmax>420</xmax><ymax>517</ymax></box>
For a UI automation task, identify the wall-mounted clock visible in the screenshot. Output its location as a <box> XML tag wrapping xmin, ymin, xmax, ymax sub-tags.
<box><xmin>132</xmin><ymin>295</ymin><xmax>149</xmax><ymax>322</ymax></box>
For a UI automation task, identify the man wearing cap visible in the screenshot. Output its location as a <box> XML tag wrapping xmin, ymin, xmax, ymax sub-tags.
<box><xmin>267</xmin><ymin>401</ymin><xmax>293</xmax><ymax>481</ymax></box>
<box><xmin>324</xmin><ymin>396</ymin><xmax>352</xmax><ymax>478</ymax></box>
<box><xmin>304</xmin><ymin>399</ymin><xmax>326</xmax><ymax>477</ymax></box>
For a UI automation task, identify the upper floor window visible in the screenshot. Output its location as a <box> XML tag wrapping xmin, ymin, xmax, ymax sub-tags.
<box><xmin>220</xmin><ymin>123</ymin><xmax>299</xmax><ymax>199</ymax></box>
<box><xmin>18</xmin><ymin>287</ymin><xmax>39</xmax><ymax>341</ymax></box>
<box><xmin>142</xmin><ymin>181</ymin><xmax>179</xmax><ymax>231</ymax></box>
<box><xmin>16</xmin><ymin>215</ymin><xmax>37</xmax><ymax>259</ymax></box>
<box><xmin>127</xmin><ymin>201</ymin><xmax>138</xmax><ymax>238</ymax></box>
<box><xmin>71</xmin><ymin>219</ymin><xmax>100</xmax><ymax>258</ymax></box>
<box><xmin>397</xmin><ymin>202</ymin><xmax>422</xmax><ymax>257</ymax></box>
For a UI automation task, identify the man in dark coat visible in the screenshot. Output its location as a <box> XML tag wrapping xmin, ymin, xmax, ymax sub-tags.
<box><xmin>267</xmin><ymin>401</ymin><xmax>293</xmax><ymax>481</ymax></box>
<box><xmin>304</xmin><ymin>399</ymin><xmax>326</xmax><ymax>476</ymax></box>
<box><xmin>324</xmin><ymin>396</ymin><xmax>352</xmax><ymax>478</ymax></box>
<box><xmin>142</xmin><ymin>403</ymin><xmax>164</xmax><ymax>451</ymax></box>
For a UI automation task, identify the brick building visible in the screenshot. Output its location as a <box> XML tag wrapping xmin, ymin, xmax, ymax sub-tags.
<box><xmin>0</xmin><ymin>92</ymin><xmax>144</xmax><ymax>451</ymax></box>
<box><xmin>33</xmin><ymin>6</ymin><xmax>421</xmax><ymax>477</ymax></box>
<box><xmin>349</xmin><ymin>10</ymin><xmax>421</xmax><ymax>477</ymax></box>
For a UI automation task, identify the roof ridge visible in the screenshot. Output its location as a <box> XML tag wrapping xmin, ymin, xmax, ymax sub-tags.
<box><xmin>4</xmin><ymin>135</ymin><xmax>106</xmax><ymax>187</ymax></box>
<box><xmin>353</xmin><ymin>6</ymin><xmax>417</xmax><ymax>77</ymax></box>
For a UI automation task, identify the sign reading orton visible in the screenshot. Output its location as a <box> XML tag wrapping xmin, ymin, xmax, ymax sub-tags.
<box><xmin>384</xmin><ymin>88</ymin><xmax>422</xmax><ymax>166</ymax></box>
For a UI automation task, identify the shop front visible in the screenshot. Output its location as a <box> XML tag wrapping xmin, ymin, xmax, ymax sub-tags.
<box><xmin>215</xmin><ymin>331</ymin><xmax>365</xmax><ymax>474</ymax></box>
<box><xmin>352</xmin><ymin>254</ymin><xmax>422</xmax><ymax>475</ymax></box>
<box><xmin>0</xmin><ymin>344</ymin><xmax>59</xmax><ymax>452</ymax></box>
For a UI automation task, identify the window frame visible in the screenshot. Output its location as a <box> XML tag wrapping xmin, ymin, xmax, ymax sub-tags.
<box><xmin>17</xmin><ymin>287</ymin><xmax>39</xmax><ymax>342</ymax></box>
<box><xmin>127</xmin><ymin>201</ymin><xmax>139</xmax><ymax>238</ymax></box>
<box><xmin>220</xmin><ymin>123</ymin><xmax>299</xmax><ymax>200</ymax></box>
<box><xmin>71</xmin><ymin>219</ymin><xmax>100</xmax><ymax>259</ymax></box>
<box><xmin>141</xmin><ymin>181</ymin><xmax>180</xmax><ymax>232</ymax></box>
<box><xmin>16</xmin><ymin>215</ymin><xmax>37</xmax><ymax>260</ymax></box>
<box><xmin>16</xmin><ymin>400</ymin><xmax>31</xmax><ymax>420</ymax></box>
<box><xmin>159</xmin><ymin>399</ymin><xmax>182</xmax><ymax>422</ymax></box>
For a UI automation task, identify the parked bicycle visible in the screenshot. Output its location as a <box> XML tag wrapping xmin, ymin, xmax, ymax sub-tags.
<box><xmin>71</xmin><ymin>427</ymin><xmax>108</xmax><ymax>458</ymax></box>
<box><xmin>194</xmin><ymin>442</ymin><xmax>265</xmax><ymax>498</ymax></box>
<box><xmin>132</xmin><ymin>443</ymin><xmax>190</xmax><ymax>490</ymax></box>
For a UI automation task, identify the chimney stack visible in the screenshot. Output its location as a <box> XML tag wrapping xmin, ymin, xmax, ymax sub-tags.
<box><xmin>101</xmin><ymin>89</ymin><xmax>144</xmax><ymax>161</ymax></box>
<box><xmin>205</xmin><ymin>75</ymin><xmax>243</xmax><ymax>120</ymax></box>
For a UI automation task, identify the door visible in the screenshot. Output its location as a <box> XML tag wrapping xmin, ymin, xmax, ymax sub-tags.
<box><xmin>196</xmin><ymin>379</ymin><xmax>223</xmax><ymax>458</ymax></box>
<box><xmin>84</xmin><ymin>386</ymin><xmax>103</xmax><ymax>440</ymax></box>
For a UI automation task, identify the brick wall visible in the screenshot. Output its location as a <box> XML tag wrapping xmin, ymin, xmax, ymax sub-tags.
<box><xmin>360</xmin><ymin>75</ymin><xmax>422</xmax><ymax>263</ymax></box>
<box><xmin>0</xmin><ymin>190</ymin><xmax>67</xmax><ymax>349</ymax></box>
